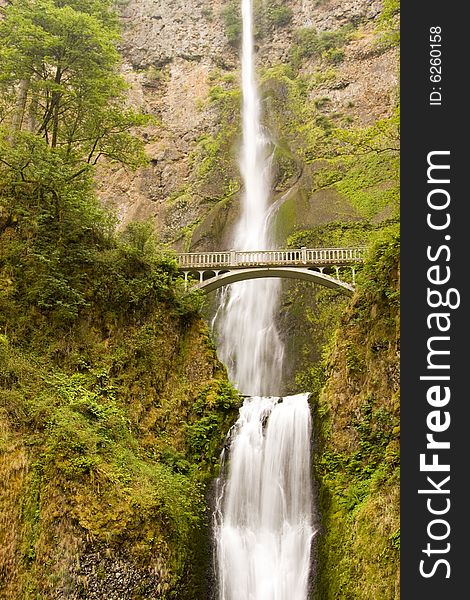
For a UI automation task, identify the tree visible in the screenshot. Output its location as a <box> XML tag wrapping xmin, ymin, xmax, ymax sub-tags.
<box><xmin>0</xmin><ymin>0</ymin><xmax>148</xmax><ymax>168</ymax></box>
<box><xmin>0</xmin><ymin>0</ymin><xmax>152</xmax><ymax>329</ymax></box>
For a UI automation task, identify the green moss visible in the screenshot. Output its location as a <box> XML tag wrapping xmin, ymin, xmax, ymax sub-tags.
<box><xmin>334</xmin><ymin>152</ymin><xmax>399</xmax><ymax>218</ymax></box>
<box><xmin>311</xmin><ymin>231</ymin><xmax>400</xmax><ymax>598</ymax></box>
<box><xmin>1</xmin><ymin>312</ymin><xmax>239</xmax><ymax>596</ymax></box>
<box><xmin>290</xmin><ymin>25</ymin><xmax>354</xmax><ymax>67</ymax></box>
<box><xmin>376</xmin><ymin>0</ymin><xmax>400</xmax><ymax>50</ymax></box>
<box><xmin>287</xmin><ymin>220</ymin><xmax>392</xmax><ymax>248</ymax></box>
<box><xmin>301</xmin><ymin>110</ymin><xmax>400</xmax><ymax>219</ymax></box>
<box><xmin>260</xmin><ymin>64</ymin><xmax>329</xmax><ymax>171</ymax></box>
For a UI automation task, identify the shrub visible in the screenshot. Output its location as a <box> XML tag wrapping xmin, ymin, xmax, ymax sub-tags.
<box><xmin>266</xmin><ymin>5</ymin><xmax>293</xmax><ymax>28</ymax></box>
<box><xmin>221</xmin><ymin>3</ymin><xmax>242</xmax><ymax>46</ymax></box>
<box><xmin>291</xmin><ymin>25</ymin><xmax>352</xmax><ymax>66</ymax></box>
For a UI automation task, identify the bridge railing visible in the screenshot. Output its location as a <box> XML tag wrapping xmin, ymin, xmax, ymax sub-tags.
<box><xmin>177</xmin><ymin>247</ymin><xmax>366</xmax><ymax>269</ymax></box>
<box><xmin>177</xmin><ymin>251</ymin><xmax>231</xmax><ymax>268</ymax></box>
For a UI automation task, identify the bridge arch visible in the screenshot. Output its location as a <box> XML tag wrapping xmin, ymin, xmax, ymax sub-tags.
<box><xmin>194</xmin><ymin>267</ymin><xmax>354</xmax><ymax>295</ymax></box>
<box><xmin>178</xmin><ymin>246</ymin><xmax>364</xmax><ymax>296</ymax></box>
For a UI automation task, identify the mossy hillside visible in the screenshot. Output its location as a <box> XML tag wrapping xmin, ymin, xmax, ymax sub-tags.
<box><xmin>262</xmin><ymin>40</ymin><xmax>399</xmax><ymax>395</ymax></box>
<box><xmin>312</xmin><ymin>232</ymin><xmax>400</xmax><ymax>599</ymax></box>
<box><xmin>260</xmin><ymin>3</ymin><xmax>399</xmax><ymax>241</ymax></box>
<box><xmin>0</xmin><ymin>271</ymin><xmax>239</xmax><ymax>598</ymax></box>
<box><xmin>0</xmin><ymin>159</ymin><xmax>239</xmax><ymax>597</ymax></box>
<box><xmin>0</xmin><ymin>0</ymin><xmax>242</xmax><ymax>588</ymax></box>
<box><xmin>260</xmin><ymin>62</ymin><xmax>399</xmax><ymax>241</ymax></box>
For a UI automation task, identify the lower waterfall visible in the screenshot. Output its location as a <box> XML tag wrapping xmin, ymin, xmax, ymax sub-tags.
<box><xmin>214</xmin><ymin>395</ymin><xmax>315</xmax><ymax>600</ymax></box>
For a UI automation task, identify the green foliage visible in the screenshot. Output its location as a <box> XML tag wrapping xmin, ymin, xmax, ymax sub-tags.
<box><xmin>260</xmin><ymin>64</ymin><xmax>328</xmax><ymax>165</ymax></box>
<box><xmin>376</xmin><ymin>0</ymin><xmax>400</xmax><ymax>50</ymax></box>
<box><xmin>0</xmin><ymin>6</ymin><xmax>236</xmax><ymax>594</ymax></box>
<box><xmin>264</xmin><ymin>4</ymin><xmax>293</xmax><ymax>28</ymax></box>
<box><xmin>191</xmin><ymin>129</ymin><xmax>240</xmax><ymax>200</ymax></box>
<box><xmin>0</xmin><ymin>80</ymin><xmax>234</xmax><ymax>594</ymax></box>
<box><xmin>34</xmin><ymin>371</ymin><xmax>206</xmax><ymax>545</ymax></box>
<box><xmin>380</xmin><ymin>0</ymin><xmax>400</xmax><ymax>22</ymax></box>
<box><xmin>91</xmin><ymin>223</ymin><xmax>192</xmax><ymax>319</ymax></box>
<box><xmin>221</xmin><ymin>2</ymin><xmax>242</xmax><ymax>46</ymax></box>
<box><xmin>290</xmin><ymin>25</ymin><xmax>353</xmax><ymax>67</ymax></box>
<box><xmin>304</xmin><ymin>109</ymin><xmax>400</xmax><ymax>218</ymax></box>
<box><xmin>17</xmin><ymin>386</ymin><xmax>206</xmax><ymax>562</ymax></box>
<box><xmin>0</xmin><ymin>0</ymin><xmax>155</xmax><ymax>331</ymax></box>
<box><xmin>288</xmin><ymin>219</ymin><xmax>398</xmax><ymax>250</ymax></box>
<box><xmin>312</xmin><ymin>230</ymin><xmax>400</xmax><ymax>598</ymax></box>
<box><xmin>357</xmin><ymin>229</ymin><xmax>400</xmax><ymax>311</ymax></box>
<box><xmin>334</xmin><ymin>152</ymin><xmax>399</xmax><ymax>217</ymax></box>
<box><xmin>0</xmin><ymin>146</ymin><xmax>195</xmax><ymax>334</ymax></box>
<box><xmin>258</xmin><ymin>63</ymin><xmax>396</xmax><ymax>205</ymax></box>
<box><xmin>0</xmin><ymin>0</ymin><xmax>149</xmax><ymax>161</ymax></box>
<box><xmin>0</xmin><ymin>257</ymin><xmax>238</xmax><ymax>598</ymax></box>
<box><xmin>185</xmin><ymin>381</ymin><xmax>239</xmax><ymax>467</ymax></box>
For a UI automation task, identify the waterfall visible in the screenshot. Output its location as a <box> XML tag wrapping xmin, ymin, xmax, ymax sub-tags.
<box><xmin>213</xmin><ymin>0</ymin><xmax>283</xmax><ymax>397</ymax></box>
<box><xmin>213</xmin><ymin>1</ymin><xmax>315</xmax><ymax>598</ymax></box>
<box><xmin>215</xmin><ymin>395</ymin><xmax>314</xmax><ymax>600</ymax></box>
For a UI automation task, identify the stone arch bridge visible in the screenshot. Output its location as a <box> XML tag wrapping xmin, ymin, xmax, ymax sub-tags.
<box><xmin>176</xmin><ymin>247</ymin><xmax>365</xmax><ymax>296</ymax></box>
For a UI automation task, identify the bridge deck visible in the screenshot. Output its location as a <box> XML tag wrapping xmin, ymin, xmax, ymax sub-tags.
<box><xmin>177</xmin><ymin>247</ymin><xmax>365</xmax><ymax>270</ymax></box>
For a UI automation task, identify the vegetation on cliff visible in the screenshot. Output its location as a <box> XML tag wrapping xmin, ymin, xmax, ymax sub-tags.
<box><xmin>184</xmin><ymin>0</ymin><xmax>399</xmax><ymax>253</ymax></box>
<box><xmin>0</xmin><ymin>1</ymin><xmax>239</xmax><ymax>598</ymax></box>
<box><xmin>312</xmin><ymin>231</ymin><xmax>400</xmax><ymax>599</ymax></box>
<box><xmin>0</xmin><ymin>0</ymin><xmax>400</xmax><ymax>597</ymax></box>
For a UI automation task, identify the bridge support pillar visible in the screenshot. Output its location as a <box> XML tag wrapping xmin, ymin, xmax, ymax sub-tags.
<box><xmin>352</xmin><ymin>267</ymin><xmax>356</xmax><ymax>286</ymax></box>
<box><xmin>301</xmin><ymin>246</ymin><xmax>307</xmax><ymax>264</ymax></box>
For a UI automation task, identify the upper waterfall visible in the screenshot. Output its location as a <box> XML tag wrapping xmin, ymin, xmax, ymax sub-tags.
<box><xmin>213</xmin><ymin>0</ymin><xmax>284</xmax><ymax>397</ymax></box>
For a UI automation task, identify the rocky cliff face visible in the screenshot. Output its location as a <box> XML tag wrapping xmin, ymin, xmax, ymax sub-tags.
<box><xmin>98</xmin><ymin>0</ymin><xmax>398</xmax><ymax>250</ymax></box>
<box><xmin>96</xmin><ymin>0</ymin><xmax>231</xmax><ymax>243</ymax></box>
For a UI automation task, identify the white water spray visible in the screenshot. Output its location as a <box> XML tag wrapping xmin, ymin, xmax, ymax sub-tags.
<box><xmin>213</xmin><ymin>0</ymin><xmax>283</xmax><ymax>397</ymax></box>
<box><xmin>213</xmin><ymin>1</ymin><xmax>315</xmax><ymax>597</ymax></box>
<box><xmin>215</xmin><ymin>395</ymin><xmax>315</xmax><ymax>600</ymax></box>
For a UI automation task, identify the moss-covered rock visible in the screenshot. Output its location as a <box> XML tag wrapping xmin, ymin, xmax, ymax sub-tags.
<box><xmin>311</xmin><ymin>231</ymin><xmax>400</xmax><ymax>599</ymax></box>
<box><xmin>0</xmin><ymin>200</ymin><xmax>239</xmax><ymax>598</ymax></box>
<box><xmin>0</xmin><ymin>305</ymin><xmax>239</xmax><ymax>599</ymax></box>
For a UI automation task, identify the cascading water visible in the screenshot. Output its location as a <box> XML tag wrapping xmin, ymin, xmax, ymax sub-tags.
<box><xmin>213</xmin><ymin>0</ymin><xmax>315</xmax><ymax>598</ymax></box>
<box><xmin>215</xmin><ymin>394</ymin><xmax>314</xmax><ymax>600</ymax></box>
<box><xmin>213</xmin><ymin>0</ymin><xmax>283</xmax><ymax>397</ymax></box>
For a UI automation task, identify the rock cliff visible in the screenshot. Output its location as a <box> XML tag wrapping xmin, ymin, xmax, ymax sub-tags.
<box><xmin>98</xmin><ymin>0</ymin><xmax>398</xmax><ymax>250</ymax></box>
